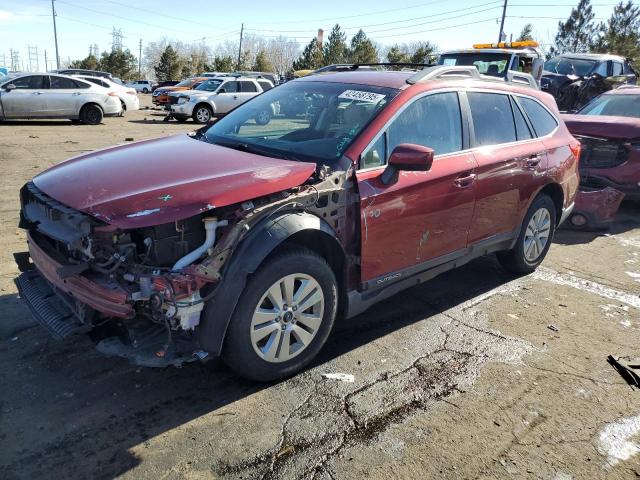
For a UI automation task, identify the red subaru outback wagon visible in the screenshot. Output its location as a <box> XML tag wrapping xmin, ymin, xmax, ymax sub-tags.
<box><xmin>15</xmin><ymin>66</ymin><xmax>580</xmax><ymax>381</ymax></box>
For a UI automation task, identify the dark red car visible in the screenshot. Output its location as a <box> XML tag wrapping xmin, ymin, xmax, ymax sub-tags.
<box><xmin>14</xmin><ymin>66</ymin><xmax>580</xmax><ymax>381</ymax></box>
<box><xmin>563</xmin><ymin>86</ymin><xmax>640</xmax><ymax>202</ymax></box>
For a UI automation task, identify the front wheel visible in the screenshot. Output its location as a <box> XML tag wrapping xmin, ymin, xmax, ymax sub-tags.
<box><xmin>142</xmin><ymin>88</ymin><xmax>149</xmax><ymax>94</ymax></box>
<box><xmin>193</xmin><ymin>104</ymin><xmax>213</xmax><ymax>124</ymax></box>
<box><xmin>222</xmin><ymin>248</ymin><xmax>338</xmax><ymax>381</ymax></box>
<box><xmin>255</xmin><ymin>109</ymin><xmax>271</xmax><ymax>125</ymax></box>
<box><xmin>497</xmin><ymin>194</ymin><xmax>556</xmax><ymax>274</ymax></box>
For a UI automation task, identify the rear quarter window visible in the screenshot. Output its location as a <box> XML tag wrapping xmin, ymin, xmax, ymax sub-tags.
<box><xmin>518</xmin><ymin>97</ymin><xmax>558</xmax><ymax>137</ymax></box>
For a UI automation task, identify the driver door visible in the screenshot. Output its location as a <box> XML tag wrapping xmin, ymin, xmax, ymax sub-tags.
<box><xmin>214</xmin><ymin>81</ymin><xmax>240</xmax><ymax>114</ymax></box>
<box><xmin>2</xmin><ymin>75</ymin><xmax>48</xmax><ymax>117</ymax></box>
<box><xmin>356</xmin><ymin>92</ymin><xmax>477</xmax><ymax>286</ymax></box>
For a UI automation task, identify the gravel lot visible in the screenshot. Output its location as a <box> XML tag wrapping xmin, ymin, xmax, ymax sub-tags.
<box><xmin>1</xmin><ymin>96</ymin><xmax>639</xmax><ymax>479</ymax></box>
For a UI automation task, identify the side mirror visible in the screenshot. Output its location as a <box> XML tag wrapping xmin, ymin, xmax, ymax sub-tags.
<box><xmin>4</xmin><ymin>83</ymin><xmax>16</xmax><ymax>92</ymax></box>
<box><xmin>218</xmin><ymin>88</ymin><xmax>226</xmax><ymax>94</ymax></box>
<box><xmin>381</xmin><ymin>143</ymin><xmax>434</xmax><ymax>185</ymax></box>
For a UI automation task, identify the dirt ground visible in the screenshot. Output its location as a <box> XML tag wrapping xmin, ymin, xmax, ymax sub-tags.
<box><xmin>1</xmin><ymin>96</ymin><xmax>639</xmax><ymax>480</ymax></box>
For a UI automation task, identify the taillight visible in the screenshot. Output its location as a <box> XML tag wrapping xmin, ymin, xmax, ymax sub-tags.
<box><xmin>107</xmin><ymin>91</ymin><xmax>118</xmax><ymax>97</ymax></box>
<box><xmin>570</xmin><ymin>142</ymin><xmax>581</xmax><ymax>162</ymax></box>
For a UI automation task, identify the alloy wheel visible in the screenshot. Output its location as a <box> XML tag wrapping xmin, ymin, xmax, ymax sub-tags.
<box><xmin>196</xmin><ymin>107</ymin><xmax>211</xmax><ymax>123</ymax></box>
<box><xmin>524</xmin><ymin>207</ymin><xmax>551</xmax><ymax>262</ymax></box>
<box><xmin>250</xmin><ymin>273</ymin><xmax>324</xmax><ymax>363</ymax></box>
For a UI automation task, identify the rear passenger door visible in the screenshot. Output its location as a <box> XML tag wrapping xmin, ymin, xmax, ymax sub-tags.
<box><xmin>237</xmin><ymin>80</ymin><xmax>259</xmax><ymax>105</ymax></box>
<box><xmin>356</xmin><ymin>91</ymin><xmax>477</xmax><ymax>284</ymax></box>
<box><xmin>46</xmin><ymin>76</ymin><xmax>89</xmax><ymax>116</ymax></box>
<box><xmin>465</xmin><ymin>91</ymin><xmax>548</xmax><ymax>244</ymax></box>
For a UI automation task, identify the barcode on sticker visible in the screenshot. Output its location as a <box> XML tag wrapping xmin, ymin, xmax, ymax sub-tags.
<box><xmin>338</xmin><ymin>90</ymin><xmax>386</xmax><ymax>103</ymax></box>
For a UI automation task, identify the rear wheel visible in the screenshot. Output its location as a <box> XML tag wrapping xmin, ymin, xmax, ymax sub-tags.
<box><xmin>193</xmin><ymin>104</ymin><xmax>213</xmax><ymax>124</ymax></box>
<box><xmin>142</xmin><ymin>87</ymin><xmax>149</xmax><ymax>94</ymax></box>
<box><xmin>222</xmin><ymin>248</ymin><xmax>338</xmax><ymax>381</ymax></box>
<box><xmin>497</xmin><ymin>194</ymin><xmax>556</xmax><ymax>274</ymax></box>
<box><xmin>79</xmin><ymin>104</ymin><xmax>103</xmax><ymax>125</ymax></box>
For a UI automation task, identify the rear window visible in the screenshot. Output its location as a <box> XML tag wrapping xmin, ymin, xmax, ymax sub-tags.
<box><xmin>258</xmin><ymin>81</ymin><xmax>272</xmax><ymax>91</ymax></box>
<box><xmin>467</xmin><ymin>92</ymin><xmax>516</xmax><ymax>146</ymax></box>
<box><xmin>579</xmin><ymin>94</ymin><xmax>640</xmax><ymax>118</ymax></box>
<box><xmin>50</xmin><ymin>76</ymin><xmax>80</xmax><ymax>89</ymax></box>
<box><xmin>519</xmin><ymin>97</ymin><xmax>558</xmax><ymax>137</ymax></box>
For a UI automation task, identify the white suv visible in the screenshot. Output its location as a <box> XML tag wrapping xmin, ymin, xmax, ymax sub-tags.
<box><xmin>169</xmin><ymin>76</ymin><xmax>274</xmax><ymax>123</ymax></box>
<box><xmin>126</xmin><ymin>80</ymin><xmax>154</xmax><ymax>93</ymax></box>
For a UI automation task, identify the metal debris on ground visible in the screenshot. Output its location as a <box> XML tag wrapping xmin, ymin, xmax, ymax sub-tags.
<box><xmin>607</xmin><ymin>355</ymin><xmax>640</xmax><ymax>389</ymax></box>
<box><xmin>547</xmin><ymin>324</ymin><xmax>560</xmax><ymax>332</ymax></box>
<box><xmin>321</xmin><ymin>373</ymin><xmax>355</xmax><ymax>383</ymax></box>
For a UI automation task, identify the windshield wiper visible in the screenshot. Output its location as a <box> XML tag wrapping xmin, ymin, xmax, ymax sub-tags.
<box><xmin>215</xmin><ymin>139</ymin><xmax>298</xmax><ymax>161</ymax></box>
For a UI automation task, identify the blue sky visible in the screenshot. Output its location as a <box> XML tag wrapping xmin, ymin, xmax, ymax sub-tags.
<box><xmin>0</xmin><ymin>0</ymin><xmax>626</xmax><ymax>70</ymax></box>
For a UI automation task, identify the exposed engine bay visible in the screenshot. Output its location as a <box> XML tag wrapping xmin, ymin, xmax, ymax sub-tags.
<box><xmin>17</xmin><ymin>165</ymin><xmax>352</xmax><ymax>366</ymax></box>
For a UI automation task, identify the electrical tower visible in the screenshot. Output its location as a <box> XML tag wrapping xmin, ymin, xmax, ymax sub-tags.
<box><xmin>10</xmin><ymin>49</ymin><xmax>20</xmax><ymax>72</ymax></box>
<box><xmin>28</xmin><ymin>45</ymin><xmax>39</xmax><ymax>72</ymax></box>
<box><xmin>111</xmin><ymin>28</ymin><xmax>124</xmax><ymax>51</ymax></box>
<box><xmin>89</xmin><ymin>43</ymin><xmax>99</xmax><ymax>57</ymax></box>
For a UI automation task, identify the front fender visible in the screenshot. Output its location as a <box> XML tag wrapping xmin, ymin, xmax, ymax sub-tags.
<box><xmin>196</xmin><ymin>211</ymin><xmax>340</xmax><ymax>355</ymax></box>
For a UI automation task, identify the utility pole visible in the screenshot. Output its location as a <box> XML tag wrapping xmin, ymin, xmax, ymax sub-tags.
<box><xmin>237</xmin><ymin>23</ymin><xmax>244</xmax><ymax>70</ymax></box>
<box><xmin>44</xmin><ymin>50</ymin><xmax>49</xmax><ymax>71</ymax></box>
<box><xmin>497</xmin><ymin>0</ymin><xmax>508</xmax><ymax>43</ymax></box>
<box><xmin>51</xmin><ymin>0</ymin><xmax>60</xmax><ymax>69</ymax></box>
<box><xmin>138</xmin><ymin>38</ymin><xmax>142</xmax><ymax>77</ymax></box>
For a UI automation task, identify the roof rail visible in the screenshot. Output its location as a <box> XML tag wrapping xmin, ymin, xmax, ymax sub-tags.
<box><xmin>407</xmin><ymin>65</ymin><xmax>538</xmax><ymax>89</ymax></box>
<box><xmin>315</xmin><ymin>62</ymin><xmax>434</xmax><ymax>73</ymax></box>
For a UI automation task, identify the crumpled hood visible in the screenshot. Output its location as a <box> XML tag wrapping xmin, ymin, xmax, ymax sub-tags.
<box><xmin>562</xmin><ymin>114</ymin><xmax>640</xmax><ymax>140</ymax></box>
<box><xmin>33</xmin><ymin>134</ymin><xmax>316</xmax><ymax>229</ymax></box>
<box><xmin>169</xmin><ymin>89</ymin><xmax>209</xmax><ymax>98</ymax></box>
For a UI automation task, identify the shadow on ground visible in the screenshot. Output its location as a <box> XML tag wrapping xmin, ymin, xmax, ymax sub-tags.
<box><xmin>0</xmin><ymin>255</ymin><xmax>515</xmax><ymax>479</ymax></box>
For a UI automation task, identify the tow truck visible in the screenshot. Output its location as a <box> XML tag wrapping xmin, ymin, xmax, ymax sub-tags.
<box><xmin>437</xmin><ymin>40</ymin><xmax>544</xmax><ymax>87</ymax></box>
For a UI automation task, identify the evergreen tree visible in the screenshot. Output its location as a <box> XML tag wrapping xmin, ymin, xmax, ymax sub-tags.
<box><xmin>323</xmin><ymin>24</ymin><xmax>348</xmax><ymax>64</ymax></box>
<box><xmin>212</xmin><ymin>55</ymin><xmax>235</xmax><ymax>72</ymax></box>
<box><xmin>386</xmin><ymin>45</ymin><xmax>410</xmax><ymax>65</ymax></box>
<box><xmin>253</xmin><ymin>50</ymin><xmax>274</xmax><ymax>72</ymax></box>
<box><xmin>69</xmin><ymin>54</ymin><xmax>100</xmax><ymax>71</ymax></box>
<box><xmin>592</xmin><ymin>1</ymin><xmax>640</xmax><ymax>68</ymax></box>
<box><xmin>292</xmin><ymin>38</ymin><xmax>324</xmax><ymax>70</ymax></box>
<box><xmin>348</xmin><ymin>30</ymin><xmax>378</xmax><ymax>64</ymax></box>
<box><xmin>99</xmin><ymin>49</ymin><xmax>138</xmax><ymax>80</ymax></box>
<box><xmin>551</xmin><ymin>0</ymin><xmax>597</xmax><ymax>55</ymax></box>
<box><xmin>154</xmin><ymin>45</ymin><xmax>181</xmax><ymax>81</ymax></box>
<box><xmin>516</xmin><ymin>23</ymin><xmax>534</xmax><ymax>42</ymax></box>
<box><xmin>409</xmin><ymin>41</ymin><xmax>437</xmax><ymax>64</ymax></box>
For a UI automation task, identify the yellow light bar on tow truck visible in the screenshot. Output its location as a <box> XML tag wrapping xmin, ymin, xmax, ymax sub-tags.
<box><xmin>473</xmin><ymin>40</ymin><xmax>540</xmax><ymax>49</ymax></box>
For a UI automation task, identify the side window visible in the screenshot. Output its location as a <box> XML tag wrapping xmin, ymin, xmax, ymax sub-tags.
<box><xmin>220</xmin><ymin>81</ymin><xmax>238</xmax><ymax>93</ymax></box>
<box><xmin>50</xmin><ymin>76</ymin><xmax>79</xmax><ymax>89</ymax></box>
<box><xmin>510</xmin><ymin>97</ymin><xmax>533</xmax><ymax>141</ymax></box>
<box><xmin>593</xmin><ymin>61</ymin><xmax>609</xmax><ymax>77</ymax></box>
<box><xmin>239</xmin><ymin>81</ymin><xmax>258</xmax><ymax>93</ymax></box>
<box><xmin>387</xmin><ymin>92</ymin><xmax>463</xmax><ymax>157</ymax></box>
<box><xmin>612</xmin><ymin>62</ymin><xmax>624</xmax><ymax>76</ymax></box>
<box><xmin>11</xmin><ymin>75</ymin><xmax>46</xmax><ymax>89</ymax></box>
<box><xmin>75</xmin><ymin>79</ymin><xmax>91</xmax><ymax>89</ymax></box>
<box><xmin>467</xmin><ymin>92</ymin><xmax>516</xmax><ymax>146</ymax></box>
<box><xmin>519</xmin><ymin>97</ymin><xmax>558</xmax><ymax>137</ymax></box>
<box><xmin>258</xmin><ymin>81</ymin><xmax>272</xmax><ymax>91</ymax></box>
<box><xmin>623</xmin><ymin>63</ymin><xmax>636</xmax><ymax>75</ymax></box>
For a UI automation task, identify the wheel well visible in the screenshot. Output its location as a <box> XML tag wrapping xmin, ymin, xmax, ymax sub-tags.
<box><xmin>538</xmin><ymin>183</ymin><xmax>564</xmax><ymax>225</ymax></box>
<box><xmin>80</xmin><ymin>102</ymin><xmax>103</xmax><ymax>114</ymax></box>
<box><xmin>194</xmin><ymin>102</ymin><xmax>213</xmax><ymax>113</ymax></box>
<box><xmin>273</xmin><ymin>230</ymin><xmax>347</xmax><ymax>315</ymax></box>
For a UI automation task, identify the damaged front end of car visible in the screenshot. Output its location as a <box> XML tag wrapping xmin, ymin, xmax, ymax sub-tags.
<box><xmin>14</xmin><ymin>165</ymin><xmax>352</xmax><ymax>367</ymax></box>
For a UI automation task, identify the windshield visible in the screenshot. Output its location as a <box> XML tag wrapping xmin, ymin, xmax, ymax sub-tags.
<box><xmin>579</xmin><ymin>93</ymin><xmax>640</xmax><ymax>118</ymax></box>
<box><xmin>195</xmin><ymin>79</ymin><xmax>223</xmax><ymax>92</ymax></box>
<box><xmin>176</xmin><ymin>78</ymin><xmax>197</xmax><ymax>88</ymax></box>
<box><xmin>438</xmin><ymin>52</ymin><xmax>512</xmax><ymax>76</ymax></box>
<box><xmin>544</xmin><ymin>57</ymin><xmax>597</xmax><ymax>76</ymax></box>
<box><xmin>202</xmin><ymin>81</ymin><xmax>398</xmax><ymax>166</ymax></box>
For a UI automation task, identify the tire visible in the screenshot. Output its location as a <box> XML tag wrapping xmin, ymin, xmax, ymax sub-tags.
<box><xmin>255</xmin><ymin>109</ymin><xmax>271</xmax><ymax>125</ymax></box>
<box><xmin>79</xmin><ymin>104</ymin><xmax>103</xmax><ymax>125</ymax></box>
<box><xmin>222</xmin><ymin>248</ymin><xmax>338</xmax><ymax>382</ymax></box>
<box><xmin>192</xmin><ymin>104</ymin><xmax>213</xmax><ymax>124</ymax></box>
<box><xmin>497</xmin><ymin>194</ymin><xmax>557</xmax><ymax>274</ymax></box>
<box><xmin>142</xmin><ymin>88</ymin><xmax>149</xmax><ymax>94</ymax></box>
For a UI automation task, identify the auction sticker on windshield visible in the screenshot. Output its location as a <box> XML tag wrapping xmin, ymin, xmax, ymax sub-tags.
<box><xmin>338</xmin><ymin>90</ymin><xmax>386</xmax><ymax>103</ymax></box>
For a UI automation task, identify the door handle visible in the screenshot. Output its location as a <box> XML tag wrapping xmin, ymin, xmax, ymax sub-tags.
<box><xmin>33</xmin><ymin>92</ymin><xmax>42</xmax><ymax>95</ymax></box>
<box><xmin>233</xmin><ymin>95</ymin><xmax>238</xmax><ymax>99</ymax></box>
<box><xmin>453</xmin><ymin>173</ymin><xmax>477</xmax><ymax>188</ymax></box>
<box><xmin>72</xmin><ymin>92</ymin><xmax>81</xmax><ymax>96</ymax></box>
<box><xmin>525</xmin><ymin>154</ymin><xmax>543</xmax><ymax>168</ymax></box>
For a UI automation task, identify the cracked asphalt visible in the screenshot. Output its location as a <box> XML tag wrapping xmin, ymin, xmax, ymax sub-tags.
<box><xmin>1</xmin><ymin>97</ymin><xmax>640</xmax><ymax>479</ymax></box>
